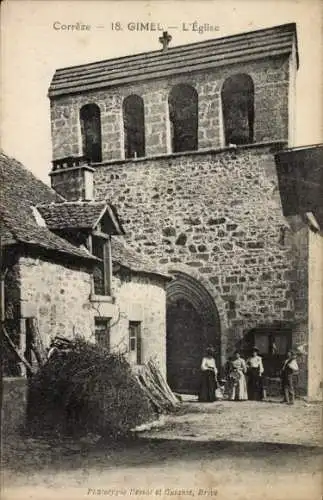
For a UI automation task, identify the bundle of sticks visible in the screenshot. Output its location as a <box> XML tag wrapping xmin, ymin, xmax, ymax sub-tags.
<box><xmin>136</xmin><ymin>358</ymin><xmax>180</xmax><ymax>413</ymax></box>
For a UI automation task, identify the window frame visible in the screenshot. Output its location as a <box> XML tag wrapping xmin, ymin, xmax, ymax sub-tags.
<box><xmin>94</xmin><ymin>316</ymin><xmax>111</xmax><ymax>349</ymax></box>
<box><xmin>128</xmin><ymin>320</ymin><xmax>142</xmax><ymax>365</ymax></box>
<box><xmin>89</xmin><ymin>233</ymin><xmax>113</xmax><ymax>297</ymax></box>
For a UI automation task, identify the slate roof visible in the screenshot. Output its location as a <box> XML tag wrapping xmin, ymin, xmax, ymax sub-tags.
<box><xmin>0</xmin><ymin>152</ymin><xmax>169</xmax><ymax>278</ymax></box>
<box><xmin>112</xmin><ymin>238</ymin><xmax>170</xmax><ymax>280</ymax></box>
<box><xmin>48</xmin><ymin>23</ymin><xmax>298</xmax><ymax>98</ymax></box>
<box><xmin>0</xmin><ymin>152</ymin><xmax>97</xmax><ymax>261</ymax></box>
<box><xmin>37</xmin><ymin>201</ymin><xmax>125</xmax><ymax>234</ymax></box>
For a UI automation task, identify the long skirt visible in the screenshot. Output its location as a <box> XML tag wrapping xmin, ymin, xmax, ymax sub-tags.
<box><xmin>247</xmin><ymin>368</ymin><xmax>264</xmax><ymax>401</ymax></box>
<box><xmin>199</xmin><ymin>370</ymin><xmax>216</xmax><ymax>402</ymax></box>
<box><xmin>229</xmin><ymin>372</ymin><xmax>248</xmax><ymax>401</ymax></box>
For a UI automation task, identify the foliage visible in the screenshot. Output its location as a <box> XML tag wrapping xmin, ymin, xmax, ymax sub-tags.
<box><xmin>27</xmin><ymin>337</ymin><xmax>155</xmax><ymax>438</ymax></box>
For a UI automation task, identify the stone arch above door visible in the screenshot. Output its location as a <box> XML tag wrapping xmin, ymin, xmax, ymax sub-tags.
<box><xmin>166</xmin><ymin>269</ymin><xmax>225</xmax><ymax>394</ymax></box>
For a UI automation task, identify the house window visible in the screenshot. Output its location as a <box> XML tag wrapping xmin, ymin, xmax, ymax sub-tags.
<box><xmin>95</xmin><ymin>317</ymin><xmax>110</xmax><ymax>349</ymax></box>
<box><xmin>123</xmin><ymin>95</ymin><xmax>145</xmax><ymax>159</ymax></box>
<box><xmin>168</xmin><ymin>84</ymin><xmax>198</xmax><ymax>153</ymax></box>
<box><xmin>80</xmin><ymin>103</ymin><xmax>102</xmax><ymax>163</ymax></box>
<box><xmin>221</xmin><ymin>74</ymin><xmax>254</xmax><ymax>146</ymax></box>
<box><xmin>92</xmin><ymin>236</ymin><xmax>112</xmax><ymax>296</ymax></box>
<box><xmin>129</xmin><ymin>321</ymin><xmax>142</xmax><ymax>365</ymax></box>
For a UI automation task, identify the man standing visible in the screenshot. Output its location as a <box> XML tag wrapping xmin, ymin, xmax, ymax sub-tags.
<box><xmin>281</xmin><ymin>350</ymin><xmax>299</xmax><ymax>404</ymax></box>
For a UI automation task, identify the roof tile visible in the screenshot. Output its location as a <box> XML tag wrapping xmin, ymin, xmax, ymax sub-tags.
<box><xmin>48</xmin><ymin>23</ymin><xmax>298</xmax><ymax>97</ymax></box>
<box><xmin>0</xmin><ymin>152</ymin><xmax>169</xmax><ymax>277</ymax></box>
<box><xmin>0</xmin><ymin>152</ymin><xmax>96</xmax><ymax>260</ymax></box>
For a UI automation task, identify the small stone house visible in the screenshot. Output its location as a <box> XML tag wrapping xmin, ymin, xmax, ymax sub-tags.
<box><xmin>1</xmin><ymin>151</ymin><xmax>169</xmax><ymax>379</ymax></box>
<box><xmin>46</xmin><ymin>22</ymin><xmax>322</xmax><ymax>399</ymax></box>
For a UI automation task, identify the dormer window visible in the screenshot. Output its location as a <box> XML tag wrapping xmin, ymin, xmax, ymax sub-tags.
<box><xmin>36</xmin><ymin>201</ymin><xmax>125</xmax><ymax>298</ymax></box>
<box><xmin>80</xmin><ymin>103</ymin><xmax>102</xmax><ymax>163</ymax></box>
<box><xmin>123</xmin><ymin>95</ymin><xmax>145</xmax><ymax>159</ymax></box>
<box><xmin>92</xmin><ymin>235</ymin><xmax>112</xmax><ymax>296</ymax></box>
<box><xmin>168</xmin><ymin>84</ymin><xmax>198</xmax><ymax>153</ymax></box>
<box><xmin>221</xmin><ymin>74</ymin><xmax>254</xmax><ymax>146</ymax></box>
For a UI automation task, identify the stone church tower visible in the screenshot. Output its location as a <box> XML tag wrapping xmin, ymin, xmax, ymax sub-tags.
<box><xmin>48</xmin><ymin>23</ymin><xmax>305</xmax><ymax>394</ymax></box>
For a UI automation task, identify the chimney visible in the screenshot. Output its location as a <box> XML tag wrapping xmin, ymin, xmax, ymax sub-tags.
<box><xmin>50</xmin><ymin>156</ymin><xmax>94</xmax><ymax>201</ymax></box>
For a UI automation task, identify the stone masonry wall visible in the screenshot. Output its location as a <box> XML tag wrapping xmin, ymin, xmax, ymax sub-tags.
<box><xmin>50</xmin><ymin>167</ymin><xmax>87</xmax><ymax>201</ymax></box>
<box><xmin>308</xmin><ymin>231</ymin><xmax>323</xmax><ymax>400</ymax></box>
<box><xmin>4</xmin><ymin>258</ymin><xmax>21</xmax><ymax>323</ymax></box>
<box><xmin>19</xmin><ymin>256</ymin><xmax>95</xmax><ymax>344</ymax></box>
<box><xmin>94</xmin><ymin>144</ymin><xmax>299</xmax><ymax>353</ymax></box>
<box><xmin>108</xmin><ymin>272</ymin><xmax>167</xmax><ymax>375</ymax></box>
<box><xmin>50</xmin><ymin>56</ymin><xmax>289</xmax><ymax>162</ymax></box>
<box><xmin>18</xmin><ymin>254</ymin><xmax>166</xmax><ymax>372</ymax></box>
<box><xmin>288</xmin><ymin>224</ymin><xmax>309</xmax><ymax>392</ymax></box>
<box><xmin>2</xmin><ymin>378</ymin><xmax>28</xmax><ymax>436</ymax></box>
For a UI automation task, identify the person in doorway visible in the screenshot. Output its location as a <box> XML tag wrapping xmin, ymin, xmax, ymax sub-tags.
<box><xmin>228</xmin><ymin>351</ymin><xmax>248</xmax><ymax>401</ymax></box>
<box><xmin>246</xmin><ymin>347</ymin><xmax>264</xmax><ymax>401</ymax></box>
<box><xmin>198</xmin><ymin>347</ymin><xmax>218</xmax><ymax>402</ymax></box>
<box><xmin>281</xmin><ymin>350</ymin><xmax>299</xmax><ymax>404</ymax></box>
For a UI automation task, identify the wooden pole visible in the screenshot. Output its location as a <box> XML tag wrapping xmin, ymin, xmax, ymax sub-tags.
<box><xmin>3</xmin><ymin>327</ymin><xmax>33</xmax><ymax>373</ymax></box>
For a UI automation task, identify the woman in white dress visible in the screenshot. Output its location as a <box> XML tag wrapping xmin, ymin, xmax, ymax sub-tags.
<box><xmin>228</xmin><ymin>351</ymin><xmax>248</xmax><ymax>401</ymax></box>
<box><xmin>246</xmin><ymin>347</ymin><xmax>264</xmax><ymax>400</ymax></box>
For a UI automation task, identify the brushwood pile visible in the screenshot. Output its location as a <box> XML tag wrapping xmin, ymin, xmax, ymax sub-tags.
<box><xmin>27</xmin><ymin>337</ymin><xmax>156</xmax><ymax>438</ymax></box>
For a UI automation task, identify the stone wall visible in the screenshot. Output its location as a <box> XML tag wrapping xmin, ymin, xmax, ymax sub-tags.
<box><xmin>108</xmin><ymin>272</ymin><xmax>167</xmax><ymax>375</ymax></box>
<box><xmin>19</xmin><ymin>256</ymin><xmax>95</xmax><ymax>344</ymax></box>
<box><xmin>1</xmin><ymin>378</ymin><xmax>28</xmax><ymax>436</ymax></box>
<box><xmin>50</xmin><ymin>56</ymin><xmax>290</xmax><ymax>162</ymax></box>
<box><xmin>308</xmin><ymin>230</ymin><xmax>323</xmax><ymax>400</ymax></box>
<box><xmin>4</xmin><ymin>256</ymin><xmax>21</xmax><ymax>323</ymax></box>
<box><xmin>16</xmin><ymin>253</ymin><xmax>166</xmax><ymax>371</ymax></box>
<box><xmin>288</xmin><ymin>223</ymin><xmax>309</xmax><ymax>392</ymax></box>
<box><xmin>93</xmin><ymin>144</ymin><xmax>299</xmax><ymax>354</ymax></box>
<box><xmin>3</xmin><ymin>254</ymin><xmax>23</xmax><ymax>376</ymax></box>
<box><xmin>50</xmin><ymin>166</ymin><xmax>89</xmax><ymax>201</ymax></box>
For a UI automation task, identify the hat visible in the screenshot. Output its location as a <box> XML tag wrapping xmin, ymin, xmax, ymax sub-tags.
<box><xmin>252</xmin><ymin>346</ymin><xmax>259</xmax><ymax>353</ymax></box>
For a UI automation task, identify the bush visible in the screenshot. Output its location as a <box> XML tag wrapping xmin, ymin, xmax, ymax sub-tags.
<box><xmin>26</xmin><ymin>337</ymin><xmax>155</xmax><ymax>438</ymax></box>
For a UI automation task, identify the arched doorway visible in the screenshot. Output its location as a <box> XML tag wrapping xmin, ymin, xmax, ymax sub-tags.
<box><xmin>166</xmin><ymin>272</ymin><xmax>221</xmax><ymax>394</ymax></box>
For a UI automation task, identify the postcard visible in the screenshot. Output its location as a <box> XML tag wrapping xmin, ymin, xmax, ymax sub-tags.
<box><xmin>1</xmin><ymin>1</ymin><xmax>322</xmax><ymax>499</ymax></box>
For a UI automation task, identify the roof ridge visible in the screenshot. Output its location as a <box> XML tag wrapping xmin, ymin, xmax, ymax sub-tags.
<box><xmin>52</xmin><ymin>22</ymin><xmax>296</xmax><ymax>74</ymax></box>
<box><xmin>36</xmin><ymin>200</ymin><xmax>106</xmax><ymax>207</ymax></box>
<box><xmin>48</xmin><ymin>22</ymin><xmax>298</xmax><ymax>97</ymax></box>
<box><xmin>112</xmin><ymin>237</ymin><xmax>170</xmax><ymax>279</ymax></box>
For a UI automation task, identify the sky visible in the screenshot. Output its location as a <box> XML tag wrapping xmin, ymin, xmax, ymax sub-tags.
<box><xmin>1</xmin><ymin>0</ymin><xmax>323</xmax><ymax>183</ymax></box>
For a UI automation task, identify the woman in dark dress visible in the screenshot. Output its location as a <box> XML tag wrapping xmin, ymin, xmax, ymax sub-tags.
<box><xmin>198</xmin><ymin>347</ymin><xmax>218</xmax><ymax>402</ymax></box>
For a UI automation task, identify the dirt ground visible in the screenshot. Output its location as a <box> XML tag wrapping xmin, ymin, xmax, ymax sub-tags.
<box><xmin>2</xmin><ymin>399</ymin><xmax>322</xmax><ymax>500</ymax></box>
<box><xmin>141</xmin><ymin>399</ymin><xmax>322</xmax><ymax>446</ymax></box>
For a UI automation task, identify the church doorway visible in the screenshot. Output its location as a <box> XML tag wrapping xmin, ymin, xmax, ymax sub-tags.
<box><xmin>166</xmin><ymin>272</ymin><xmax>221</xmax><ymax>395</ymax></box>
